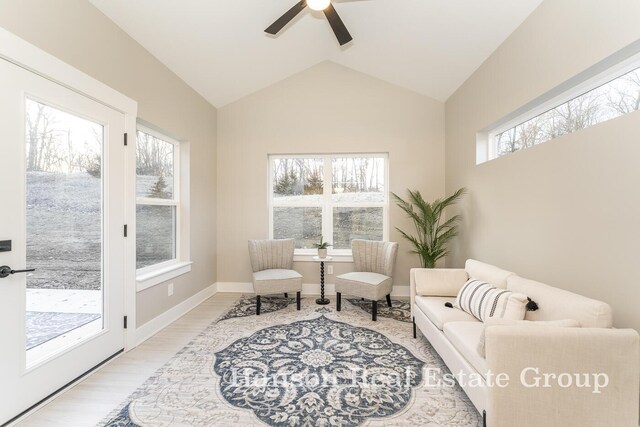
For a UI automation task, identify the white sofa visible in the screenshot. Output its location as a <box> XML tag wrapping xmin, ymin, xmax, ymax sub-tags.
<box><xmin>411</xmin><ymin>259</ymin><xmax>640</xmax><ymax>427</ymax></box>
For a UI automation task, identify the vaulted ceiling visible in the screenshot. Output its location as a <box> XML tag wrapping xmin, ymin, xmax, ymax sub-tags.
<box><xmin>89</xmin><ymin>0</ymin><xmax>542</xmax><ymax>108</ymax></box>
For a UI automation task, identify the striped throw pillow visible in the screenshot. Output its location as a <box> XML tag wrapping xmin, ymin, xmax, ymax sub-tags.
<box><xmin>454</xmin><ymin>279</ymin><xmax>528</xmax><ymax>322</ymax></box>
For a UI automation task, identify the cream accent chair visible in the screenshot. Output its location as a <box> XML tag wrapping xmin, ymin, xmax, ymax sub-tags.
<box><xmin>248</xmin><ymin>239</ymin><xmax>302</xmax><ymax>315</ymax></box>
<box><xmin>335</xmin><ymin>240</ymin><xmax>399</xmax><ymax>321</ymax></box>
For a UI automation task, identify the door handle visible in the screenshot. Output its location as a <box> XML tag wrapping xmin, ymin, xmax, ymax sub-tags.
<box><xmin>0</xmin><ymin>265</ymin><xmax>35</xmax><ymax>279</ymax></box>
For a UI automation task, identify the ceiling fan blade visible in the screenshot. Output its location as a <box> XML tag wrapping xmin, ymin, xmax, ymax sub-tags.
<box><xmin>323</xmin><ymin>3</ymin><xmax>352</xmax><ymax>46</ymax></box>
<box><xmin>265</xmin><ymin>1</ymin><xmax>307</xmax><ymax>35</ymax></box>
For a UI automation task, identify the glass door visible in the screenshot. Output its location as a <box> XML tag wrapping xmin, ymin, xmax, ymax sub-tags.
<box><xmin>0</xmin><ymin>57</ymin><xmax>126</xmax><ymax>424</ymax></box>
<box><xmin>24</xmin><ymin>98</ymin><xmax>106</xmax><ymax>366</ymax></box>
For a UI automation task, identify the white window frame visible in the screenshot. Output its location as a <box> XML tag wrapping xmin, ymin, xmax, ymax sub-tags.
<box><xmin>268</xmin><ymin>153</ymin><xmax>389</xmax><ymax>262</ymax></box>
<box><xmin>478</xmin><ymin>43</ymin><xmax>640</xmax><ymax>164</ymax></box>
<box><xmin>135</xmin><ymin>124</ymin><xmax>191</xmax><ymax>290</ymax></box>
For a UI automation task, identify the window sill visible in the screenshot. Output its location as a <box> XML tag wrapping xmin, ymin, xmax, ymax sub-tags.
<box><xmin>136</xmin><ymin>261</ymin><xmax>193</xmax><ymax>292</ymax></box>
<box><xmin>293</xmin><ymin>254</ymin><xmax>354</xmax><ymax>263</ymax></box>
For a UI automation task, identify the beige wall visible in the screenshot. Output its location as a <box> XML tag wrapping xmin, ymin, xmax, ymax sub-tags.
<box><xmin>218</xmin><ymin>61</ymin><xmax>445</xmax><ymax>289</ymax></box>
<box><xmin>445</xmin><ymin>0</ymin><xmax>640</xmax><ymax>332</ymax></box>
<box><xmin>0</xmin><ymin>0</ymin><xmax>218</xmax><ymax>326</ymax></box>
<box><xmin>7</xmin><ymin>0</ymin><xmax>636</xmax><ymax>336</ymax></box>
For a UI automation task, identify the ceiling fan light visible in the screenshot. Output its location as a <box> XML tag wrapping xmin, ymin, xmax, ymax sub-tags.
<box><xmin>307</xmin><ymin>0</ymin><xmax>331</xmax><ymax>11</ymax></box>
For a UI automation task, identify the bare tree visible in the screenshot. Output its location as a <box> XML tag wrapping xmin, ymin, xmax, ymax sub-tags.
<box><xmin>497</xmin><ymin>89</ymin><xmax>603</xmax><ymax>157</ymax></box>
<box><xmin>26</xmin><ymin>103</ymin><xmax>66</xmax><ymax>172</ymax></box>
<box><xmin>26</xmin><ymin>103</ymin><xmax>45</xmax><ymax>171</ymax></box>
<box><xmin>552</xmin><ymin>91</ymin><xmax>603</xmax><ymax>137</ymax></box>
<box><xmin>136</xmin><ymin>131</ymin><xmax>173</xmax><ymax>177</ymax></box>
<box><xmin>496</xmin><ymin>126</ymin><xmax>521</xmax><ymax>156</ymax></box>
<box><xmin>26</xmin><ymin>103</ymin><xmax>55</xmax><ymax>171</ymax></box>
<box><xmin>607</xmin><ymin>70</ymin><xmax>640</xmax><ymax>114</ymax></box>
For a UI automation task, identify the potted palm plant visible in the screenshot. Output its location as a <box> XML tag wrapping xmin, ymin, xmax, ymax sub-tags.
<box><xmin>313</xmin><ymin>236</ymin><xmax>332</xmax><ymax>258</ymax></box>
<box><xmin>392</xmin><ymin>188</ymin><xmax>466</xmax><ymax>268</ymax></box>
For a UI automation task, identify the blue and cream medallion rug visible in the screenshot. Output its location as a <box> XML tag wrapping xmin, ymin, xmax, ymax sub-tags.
<box><xmin>102</xmin><ymin>296</ymin><xmax>481</xmax><ymax>426</ymax></box>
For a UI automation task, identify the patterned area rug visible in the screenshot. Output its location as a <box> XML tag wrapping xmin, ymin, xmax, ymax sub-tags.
<box><xmin>101</xmin><ymin>296</ymin><xmax>481</xmax><ymax>426</ymax></box>
<box><xmin>346</xmin><ymin>298</ymin><xmax>412</xmax><ymax>323</ymax></box>
<box><xmin>219</xmin><ymin>295</ymin><xmax>296</xmax><ymax>320</ymax></box>
<box><xmin>26</xmin><ymin>311</ymin><xmax>101</xmax><ymax>350</ymax></box>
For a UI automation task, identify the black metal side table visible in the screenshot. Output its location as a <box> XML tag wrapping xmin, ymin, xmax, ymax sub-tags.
<box><xmin>312</xmin><ymin>256</ymin><xmax>332</xmax><ymax>305</ymax></box>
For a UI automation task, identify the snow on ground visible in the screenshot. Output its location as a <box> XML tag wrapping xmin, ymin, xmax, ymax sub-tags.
<box><xmin>273</xmin><ymin>192</ymin><xmax>384</xmax><ymax>249</ymax></box>
<box><xmin>27</xmin><ymin>171</ymin><xmax>170</xmax><ymax>290</ymax></box>
<box><xmin>26</xmin><ymin>173</ymin><xmax>384</xmax><ymax>290</ymax></box>
<box><xmin>27</xmin><ymin>288</ymin><xmax>101</xmax><ymax>314</ymax></box>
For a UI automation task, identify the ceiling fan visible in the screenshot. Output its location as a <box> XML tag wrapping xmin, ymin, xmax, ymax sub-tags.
<box><xmin>265</xmin><ymin>0</ymin><xmax>353</xmax><ymax>46</ymax></box>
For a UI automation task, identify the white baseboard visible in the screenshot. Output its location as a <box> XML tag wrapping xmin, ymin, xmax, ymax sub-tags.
<box><xmin>134</xmin><ymin>281</ymin><xmax>409</xmax><ymax>347</ymax></box>
<box><xmin>134</xmin><ymin>283</ymin><xmax>217</xmax><ymax>346</ymax></box>
<box><xmin>216</xmin><ymin>282</ymin><xmax>253</xmax><ymax>293</ymax></box>
<box><xmin>216</xmin><ymin>282</ymin><xmax>409</xmax><ymax>297</ymax></box>
<box><xmin>390</xmin><ymin>285</ymin><xmax>410</xmax><ymax>297</ymax></box>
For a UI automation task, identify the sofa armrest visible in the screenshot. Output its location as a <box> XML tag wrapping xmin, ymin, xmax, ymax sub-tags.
<box><xmin>410</xmin><ymin>268</ymin><xmax>468</xmax><ymax>318</ymax></box>
<box><xmin>485</xmin><ymin>326</ymin><xmax>640</xmax><ymax>427</ymax></box>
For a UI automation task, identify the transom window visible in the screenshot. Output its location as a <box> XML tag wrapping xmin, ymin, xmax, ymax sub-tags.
<box><xmin>136</xmin><ymin>126</ymin><xmax>179</xmax><ymax>270</ymax></box>
<box><xmin>481</xmin><ymin>51</ymin><xmax>640</xmax><ymax>163</ymax></box>
<box><xmin>269</xmin><ymin>154</ymin><xmax>389</xmax><ymax>256</ymax></box>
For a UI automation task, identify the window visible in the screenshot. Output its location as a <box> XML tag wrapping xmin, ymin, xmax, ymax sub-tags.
<box><xmin>269</xmin><ymin>154</ymin><xmax>388</xmax><ymax>258</ymax></box>
<box><xmin>482</xmin><ymin>52</ymin><xmax>640</xmax><ymax>163</ymax></box>
<box><xmin>136</xmin><ymin>126</ymin><xmax>179</xmax><ymax>271</ymax></box>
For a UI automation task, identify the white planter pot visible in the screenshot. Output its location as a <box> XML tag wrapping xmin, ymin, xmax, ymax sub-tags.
<box><xmin>318</xmin><ymin>248</ymin><xmax>328</xmax><ymax>258</ymax></box>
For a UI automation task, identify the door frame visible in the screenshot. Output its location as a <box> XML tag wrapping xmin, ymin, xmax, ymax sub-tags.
<box><xmin>0</xmin><ymin>27</ymin><xmax>139</xmax><ymax>351</ymax></box>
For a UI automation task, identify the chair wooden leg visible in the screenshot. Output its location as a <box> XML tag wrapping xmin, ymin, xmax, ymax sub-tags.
<box><xmin>284</xmin><ymin>293</ymin><xmax>288</xmax><ymax>298</ymax></box>
<box><xmin>372</xmin><ymin>300</ymin><xmax>378</xmax><ymax>321</ymax></box>
<box><xmin>256</xmin><ymin>295</ymin><xmax>261</xmax><ymax>316</ymax></box>
<box><xmin>296</xmin><ymin>291</ymin><xmax>301</xmax><ymax>310</ymax></box>
<box><xmin>386</xmin><ymin>294</ymin><xmax>392</xmax><ymax>308</ymax></box>
<box><xmin>336</xmin><ymin>292</ymin><xmax>342</xmax><ymax>311</ymax></box>
<box><xmin>413</xmin><ymin>317</ymin><xmax>417</xmax><ymax>338</ymax></box>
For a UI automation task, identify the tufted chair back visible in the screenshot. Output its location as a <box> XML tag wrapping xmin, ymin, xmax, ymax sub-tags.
<box><xmin>248</xmin><ymin>239</ymin><xmax>295</xmax><ymax>272</ymax></box>
<box><xmin>351</xmin><ymin>239</ymin><xmax>399</xmax><ymax>277</ymax></box>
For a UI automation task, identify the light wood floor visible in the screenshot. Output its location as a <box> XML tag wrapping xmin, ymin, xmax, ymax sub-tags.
<box><xmin>15</xmin><ymin>293</ymin><xmax>241</xmax><ymax>427</ymax></box>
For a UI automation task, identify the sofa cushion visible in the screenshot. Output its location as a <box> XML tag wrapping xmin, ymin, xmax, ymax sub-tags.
<box><xmin>477</xmin><ymin>318</ymin><xmax>580</xmax><ymax>357</ymax></box>
<box><xmin>414</xmin><ymin>296</ymin><xmax>479</xmax><ymax>330</ymax></box>
<box><xmin>465</xmin><ymin>259</ymin><xmax>515</xmax><ymax>289</ymax></box>
<box><xmin>455</xmin><ymin>279</ymin><xmax>528</xmax><ymax>322</ymax></box>
<box><xmin>413</xmin><ymin>268</ymin><xmax>469</xmax><ymax>297</ymax></box>
<box><xmin>443</xmin><ymin>321</ymin><xmax>488</xmax><ymax>379</ymax></box>
<box><xmin>507</xmin><ymin>276</ymin><xmax>613</xmax><ymax>328</ymax></box>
